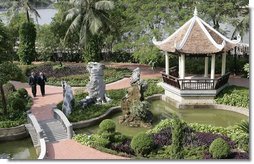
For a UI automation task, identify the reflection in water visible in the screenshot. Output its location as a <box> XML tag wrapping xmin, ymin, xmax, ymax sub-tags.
<box><xmin>76</xmin><ymin>100</ymin><xmax>248</xmax><ymax>137</ymax></box>
<box><xmin>0</xmin><ymin>138</ymin><xmax>37</xmax><ymax>159</ymax></box>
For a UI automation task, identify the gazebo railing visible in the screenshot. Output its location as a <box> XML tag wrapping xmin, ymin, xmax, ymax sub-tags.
<box><xmin>215</xmin><ymin>72</ymin><xmax>231</xmax><ymax>89</ymax></box>
<box><xmin>162</xmin><ymin>72</ymin><xmax>231</xmax><ymax>90</ymax></box>
<box><xmin>162</xmin><ymin>73</ymin><xmax>180</xmax><ymax>89</ymax></box>
<box><xmin>178</xmin><ymin>79</ymin><xmax>215</xmax><ymax>90</ymax></box>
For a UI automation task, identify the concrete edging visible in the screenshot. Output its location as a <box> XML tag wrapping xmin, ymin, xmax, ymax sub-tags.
<box><xmin>146</xmin><ymin>94</ymin><xmax>249</xmax><ymax>117</ymax></box>
<box><xmin>0</xmin><ymin>124</ymin><xmax>29</xmax><ymax>141</ymax></box>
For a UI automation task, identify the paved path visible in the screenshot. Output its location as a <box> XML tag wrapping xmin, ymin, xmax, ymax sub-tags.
<box><xmin>11</xmin><ymin>63</ymin><xmax>249</xmax><ymax>159</ymax></box>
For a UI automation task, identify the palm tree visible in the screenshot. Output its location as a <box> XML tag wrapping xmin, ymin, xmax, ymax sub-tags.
<box><xmin>64</xmin><ymin>0</ymin><xmax>114</xmax><ymax>47</ymax></box>
<box><xmin>7</xmin><ymin>0</ymin><xmax>40</xmax><ymax>23</ymax></box>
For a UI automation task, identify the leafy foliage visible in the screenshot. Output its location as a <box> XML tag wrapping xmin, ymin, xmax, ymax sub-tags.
<box><xmin>151</xmin><ymin>127</ymin><xmax>172</xmax><ymax>148</ymax></box>
<box><xmin>99</xmin><ymin>119</ymin><xmax>116</xmax><ymax>133</ymax></box>
<box><xmin>209</xmin><ymin>138</ymin><xmax>230</xmax><ymax>159</ymax></box>
<box><xmin>194</xmin><ymin>132</ymin><xmax>235</xmax><ymax>149</ymax></box>
<box><xmin>243</xmin><ymin>63</ymin><xmax>249</xmax><ymax>78</ymax></box>
<box><xmin>215</xmin><ymin>85</ymin><xmax>249</xmax><ymax>108</ymax></box>
<box><xmin>130</xmin><ymin>132</ymin><xmax>154</xmax><ymax>156</ymax></box>
<box><xmin>170</xmin><ymin>116</ymin><xmax>184</xmax><ymax>159</ymax></box>
<box><xmin>18</xmin><ymin>22</ymin><xmax>37</xmax><ymax>64</ymax></box>
<box><xmin>130</xmin><ymin>101</ymin><xmax>151</xmax><ymax>121</ymax></box>
<box><xmin>236</xmin><ymin>120</ymin><xmax>249</xmax><ymax>134</ymax></box>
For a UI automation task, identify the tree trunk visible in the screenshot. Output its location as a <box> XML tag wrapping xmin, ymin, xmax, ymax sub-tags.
<box><xmin>0</xmin><ymin>84</ymin><xmax>7</xmax><ymax>115</ymax></box>
<box><xmin>26</xmin><ymin>10</ymin><xmax>30</xmax><ymax>22</ymax></box>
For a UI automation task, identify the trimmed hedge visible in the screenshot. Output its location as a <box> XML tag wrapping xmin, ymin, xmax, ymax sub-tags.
<box><xmin>131</xmin><ymin>132</ymin><xmax>154</xmax><ymax>156</ymax></box>
<box><xmin>99</xmin><ymin>119</ymin><xmax>116</xmax><ymax>133</ymax></box>
<box><xmin>209</xmin><ymin>138</ymin><xmax>230</xmax><ymax>159</ymax></box>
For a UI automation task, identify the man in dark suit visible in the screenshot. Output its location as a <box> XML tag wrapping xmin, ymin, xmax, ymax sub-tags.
<box><xmin>37</xmin><ymin>72</ymin><xmax>47</xmax><ymax>96</ymax></box>
<box><xmin>29</xmin><ymin>72</ymin><xmax>37</xmax><ymax>97</ymax></box>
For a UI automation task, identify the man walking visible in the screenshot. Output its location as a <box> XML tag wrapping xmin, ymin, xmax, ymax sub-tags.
<box><xmin>29</xmin><ymin>72</ymin><xmax>37</xmax><ymax>97</ymax></box>
<box><xmin>37</xmin><ymin>72</ymin><xmax>47</xmax><ymax>96</ymax></box>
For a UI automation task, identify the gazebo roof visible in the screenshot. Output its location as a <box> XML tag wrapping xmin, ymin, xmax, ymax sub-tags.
<box><xmin>153</xmin><ymin>8</ymin><xmax>241</xmax><ymax>55</ymax></box>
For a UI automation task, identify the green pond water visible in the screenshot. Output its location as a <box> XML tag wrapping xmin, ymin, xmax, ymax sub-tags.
<box><xmin>0</xmin><ymin>137</ymin><xmax>37</xmax><ymax>159</ymax></box>
<box><xmin>76</xmin><ymin>100</ymin><xmax>248</xmax><ymax>137</ymax></box>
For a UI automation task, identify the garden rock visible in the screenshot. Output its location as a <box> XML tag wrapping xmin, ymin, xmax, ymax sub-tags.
<box><xmin>119</xmin><ymin>67</ymin><xmax>152</xmax><ymax>128</ymax></box>
<box><xmin>62</xmin><ymin>81</ymin><xmax>74</xmax><ymax>116</ymax></box>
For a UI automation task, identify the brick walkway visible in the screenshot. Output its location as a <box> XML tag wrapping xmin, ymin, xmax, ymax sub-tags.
<box><xmin>11</xmin><ymin>63</ymin><xmax>249</xmax><ymax>159</ymax></box>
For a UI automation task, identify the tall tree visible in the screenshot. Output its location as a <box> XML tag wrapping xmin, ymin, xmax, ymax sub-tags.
<box><xmin>7</xmin><ymin>0</ymin><xmax>41</xmax><ymax>23</ymax></box>
<box><xmin>0</xmin><ymin>22</ymin><xmax>17</xmax><ymax>114</ymax></box>
<box><xmin>64</xmin><ymin>0</ymin><xmax>114</xmax><ymax>48</ymax></box>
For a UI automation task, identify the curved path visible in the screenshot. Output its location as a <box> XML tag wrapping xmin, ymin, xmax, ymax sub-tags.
<box><xmin>11</xmin><ymin>63</ymin><xmax>249</xmax><ymax>159</ymax></box>
<box><xmin>11</xmin><ymin>63</ymin><xmax>161</xmax><ymax>159</ymax></box>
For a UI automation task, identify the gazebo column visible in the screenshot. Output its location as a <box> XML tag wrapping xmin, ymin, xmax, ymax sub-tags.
<box><xmin>178</xmin><ymin>55</ymin><xmax>181</xmax><ymax>78</ymax></box>
<box><xmin>204</xmin><ymin>57</ymin><xmax>209</xmax><ymax>77</ymax></box>
<box><xmin>165</xmin><ymin>52</ymin><xmax>169</xmax><ymax>75</ymax></box>
<box><xmin>221</xmin><ymin>52</ymin><xmax>226</xmax><ymax>76</ymax></box>
<box><xmin>210</xmin><ymin>54</ymin><xmax>215</xmax><ymax>79</ymax></box>
<box><xmin>180</xmin><ymin>54</ymin><xmax>185</xmax><ymax>79</ymax></box>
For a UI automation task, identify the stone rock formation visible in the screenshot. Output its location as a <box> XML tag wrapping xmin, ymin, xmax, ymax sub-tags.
<box><xmin>119</xmin><ymin>67</ymin><xmax>152</xmax><ymax>128</ymax></box>
<box><xmin>62</xmin><ymin>81</ymin><xmax>74</xmax><ymax>116</ymax></box>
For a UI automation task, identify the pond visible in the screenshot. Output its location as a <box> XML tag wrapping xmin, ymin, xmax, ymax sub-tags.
<box><xmin>76</xmin><ymin>100</ymin><xmax>248</xmax><ymax>137</ymax></box>
<box><xmin>0</xmin><ymin>138</ymin><xmax>37</xmax><ymax>159</ymax></box>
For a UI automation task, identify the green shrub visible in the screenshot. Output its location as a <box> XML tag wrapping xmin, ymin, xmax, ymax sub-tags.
<box><xmin>17</xmin><ymin>88</ymin><xmax>28</xmax><ymax>99</ymax></box>
<box><xmin>113</xmin><ymin>132</ymin><xmax>128</xmax><ymax>143</ymax></box>
<box><xmin>18</xmin><ymin>64</ymin><xmax>37</xmax><ymax>77</ymax></box>
<box><xmin>3</xmin><ymin>82</ymin><xmax>16</xmax><ymax>94</ymax></box>
<box><xmin>9</xmin><ymin>97</ymin><xmax>26</xmax><ymax>111</ymax></box>
<box><xmin>73</xmin><ymin>134</ymin><xmax>92</xmax><ymax>146</ymax></box>
<box><xmin>144</xmin><ymin>79</ymin><xmax>164</xmax><ymax>97</ymax></box>
<box><xmin>99</xmin><ymin>119</ymin><xmax>116</xmax><ymax>133</ymax></box>
<box><xmin>209</xmin><ymin>138</ymin><xmax>230</xmax><ymax>159</ymax></box>
<box><xmin>170</xmin><ymin>115</ymin><xmax>184</xmax><ymax>159</ymax></box>
<box><xmin>0</xmin><ymin>120</ymin><xmax>25</xmax><ymax>128</ymax></box>
<box><xmin>131</xmin><ymin>132</ymin><xmax>154</xmax><ymax>156</ymax></box>
<box><xmin>183</xmin><ymin>146</ymin><xmax>205</xmax><ymax>160</ymax></box>
<box><xmin>90</xmin><ymin>134</ymin><xmax>110</xmax><ymax>147</ymax></box>
<box><xmin>243</xmin><ymin>63</ymin><xmax>249</xmax><ymax>78</ymax></box>
<box><xmin>150</xmin><ymin>145</ymin><xmax>173</xmax><ymax>159</ymax></box>
<box><xmin>147</xmin><ymin>119</ymin><xmax>174</xmax><ymax>134</ymax></box>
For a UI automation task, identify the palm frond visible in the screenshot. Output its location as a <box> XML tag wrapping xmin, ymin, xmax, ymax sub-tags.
<box><xmin>89</xmin><ymin>11</ymin><xmax>103</xmax><ymax>35</ymax></box>
<box><xmin>65</xmin><ymin>8</ymin><xmax>79</xmax><ymax>21</ymax></box>
<box><xmin>95</xmin><ymin>1</ymin><xmax>114</xmax><ymax>10</ymax></box>
<box><xmin>64</xmin><ymin>14</ymin><xmax>81</xmax><ymax>41</ymax></box>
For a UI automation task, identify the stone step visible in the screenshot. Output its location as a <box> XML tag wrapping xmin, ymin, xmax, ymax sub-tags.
<box><xmin>39</xmin><ymin>119</ymin><xmax>68</xmax><ymax>143</ymax></box>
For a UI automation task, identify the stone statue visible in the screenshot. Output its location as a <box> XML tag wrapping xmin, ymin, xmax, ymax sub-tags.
<box><xmin>79</xmin><ymin>62</ymin><xmax>111</xmax><ymax>108</ymax></box>
<box><xmin>119</xmin><ymin>67</ymin><xmax>152</xmax><ymax>128</ymax></box>
<box><xmin>62</xmin><ymin>81</ymin><xmax>74</xmax><ymax>116</ymax></box>
<box><xmin>86</xmin><ymin>62</ymin><xmax>107</xmax><ymax>102</ymax></box>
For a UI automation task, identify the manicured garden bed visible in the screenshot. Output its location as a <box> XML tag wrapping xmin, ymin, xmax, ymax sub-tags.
<box><xmin>215</xmin><ymin>85</ymin><xmax>249</xmax><ymax>108</ymax></box>
<box><xmin>74</xmin><ymin>118</ymin><xmax>249</xmax><ymax>159</ymax></box>
<box><xmin>57</xmin><ymin>79</ymin><xmax>164</xmax><ymax>122</ymax></box>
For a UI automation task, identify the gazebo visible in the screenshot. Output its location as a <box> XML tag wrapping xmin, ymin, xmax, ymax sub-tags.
<box><xmin>153</xmin><ymin>8</ymin><xmax>241</xmax><ymax>106</ymax></box>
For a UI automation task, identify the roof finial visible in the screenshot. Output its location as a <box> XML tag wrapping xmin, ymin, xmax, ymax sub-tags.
<box><xmin>194</xmin><ymin>7</ymin><xmax>198</xmax><ymax>16</ymax></box>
